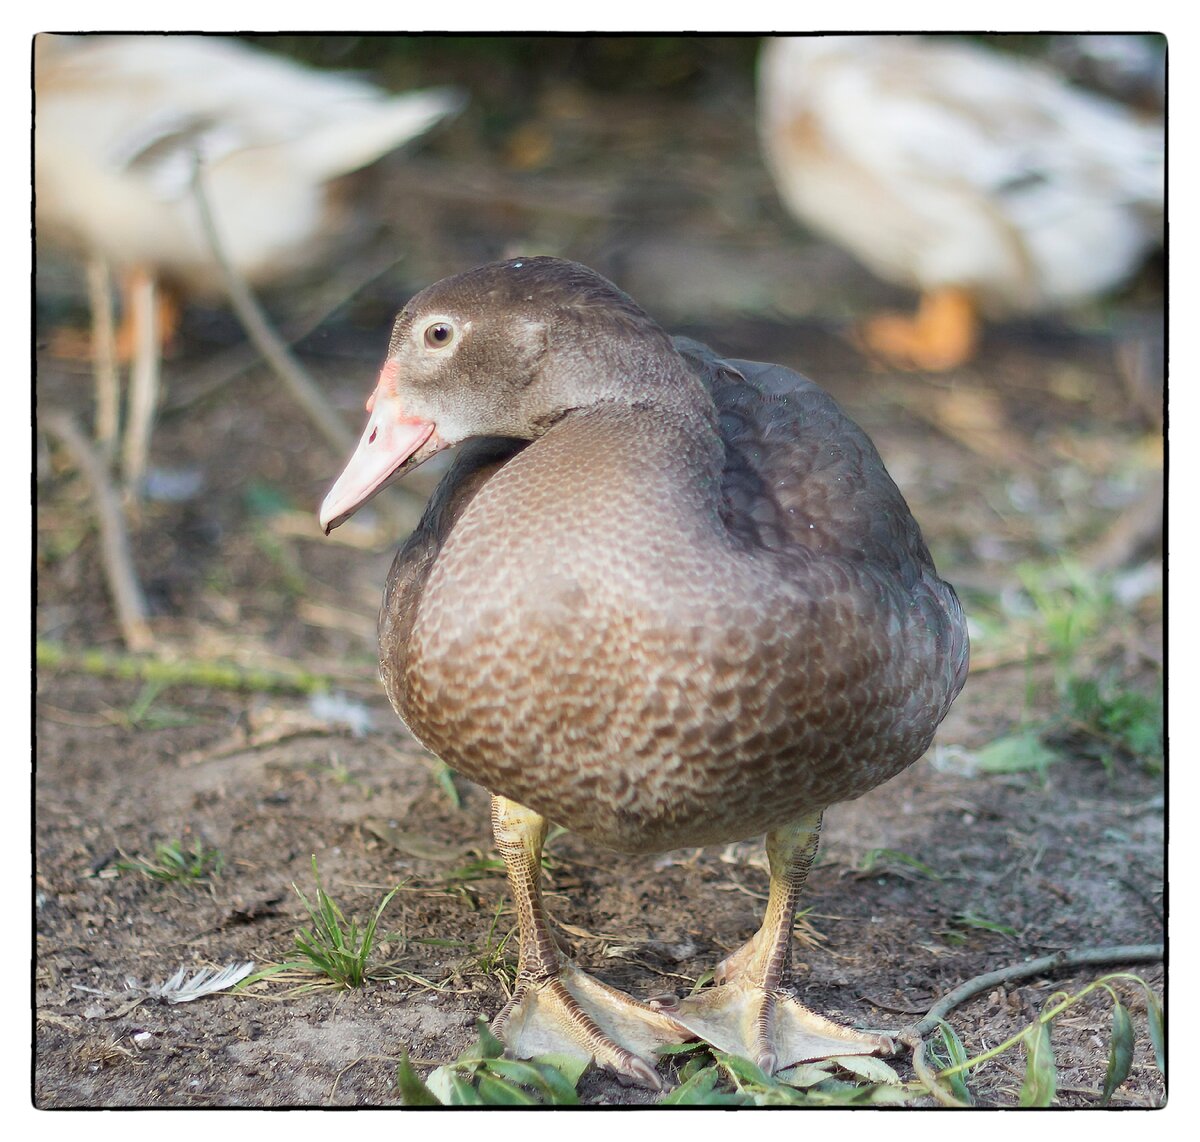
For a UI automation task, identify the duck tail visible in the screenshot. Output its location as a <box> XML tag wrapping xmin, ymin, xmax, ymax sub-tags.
<box><xmin>291</xmin><ymin>86</ymin><xmax>466</xmax><ymax>181</ymax></box>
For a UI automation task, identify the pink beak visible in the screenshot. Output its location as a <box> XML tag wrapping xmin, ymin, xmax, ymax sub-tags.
<box><xmin>319</xmin><ymin>382</ymin><xmax>444</xmax><ymax>534</ymax></box>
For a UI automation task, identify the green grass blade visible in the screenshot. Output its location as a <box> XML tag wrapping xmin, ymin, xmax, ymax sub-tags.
<box><xmin>934</xmin><ymin>1019</ymin><xmax>974</xmax><ymax>1105</ymax></box>
<box><xmin>805</xmin><ymin>1078</ymin><xmax>881</xmax><ymax>1105</ymax></box>
<box><xmin>1101</xmin><ymin>1001</ymin><xmax>1135</xmax><ymax>1105</ymax></box>
<box><xmin>656</xmin><ymin>1041</ymin><xmax>712</xmax><ymax>1057</ymax></box>
<box><xmin>1146</xmin><ymin>990</ymin><xmax>1166</xmax><ymax>1077</ymax></box>
<box><xmin>480</xmin><ymin>1057</ymin><xmax>575</xmax><ymax>1103</ymax></box>
<box><xmin>531</xmin><ymin>1051</ymin><xmax>588</xmax><ymax>1088</ymax></box>
<box><xmin>287</xmin><ymin>861</ymin><xmax>402</xmax><ymax>989</ymax></box>
<box><xmin>525</xmin><ymin>1060</ymin><xmax>582</xmax><ymax>1105</ymax></box>
<box><xmin>433</xmin><ymin>763</ymin><xmax>462</xmax><ymax>808</ymax></box>
<box><xmin>127</xmin><ymin>678</ymin><xmax>168</xmax><ymax>726</ymax></box>
<box><xmin>475</xmin><ymin>1073</ymin><xmax>540</xmax><ymax>1104</ymax></box>
<box><xmin>830</xmin><ymin>1054</ymin><xmax>903</xmax><ymax>1086</ymax></box>
<box><xmin>473</xmin><ymin>1018</ymin><xmax>506</xmax><ymax>1060</ymax></box>
<box><xmin>444</xmin><ymin>1073</ymin><xmax>484</xmax><ymax>1105</ymax></box>
<box><xmin>752</xmin><ymin>1084</ymin><xmax>809</xmax><ymax>1106</ymax></box>
<box><xmin>858</xmin><ymin>848</ymin><xmax>942</xmax><ymax>879</ymax></box>
<box><xmin>661</xmin><ymin>1065</ymin><xmax>743</xmax><ymax>1105</ymax></box>
<box><xmin>714</xmin><ymin>1050</ymin><xmax>773</xmax><ymax>1091</ymax></box>
<box><xmin>396</xmin><ymin>1052</ymin><xmax>442</xmax><ymax>1106</ymax></box>
<box><xmin>777</xmin><ymin>1061</ymin><xmax>836</xmax><ymax>1089</ymax></box>
<box><xmin>477</xmin><ymin>1058</ymin><xmax>552</xmax><ymax>1091</ymax></box>
<box><xmin>974</xmin><ymin>731</ymin><xmax>1058</xmax><ymax>776</ymax></box>
<box><xmin>953</xmin><ymin>910</ymin><xmax>1018</xmax><ymax>937</ymax></box>
<box><xmin>679</xmin><ymin>1053</ymin><xmax>717</xmax><ymax>1083</ymax></box>
<box><xmin>360</xmin><ymin>884</ymin><xmax>401</xmax><ymax>957</ymax></box>
<box><xmin>452</xmin><ymin>1020</ymin><xmax>505</xmax><ymax>1065</ymax></box>
<box><xmin>1019</xmin><ymin>1022</ymin><xmax>1057</xmax><ymax>1107</ymax></box>
<box><xmin>320</xmin><ymin>894</ymin><xmax>346</xmax><ymax>951</ymax></box>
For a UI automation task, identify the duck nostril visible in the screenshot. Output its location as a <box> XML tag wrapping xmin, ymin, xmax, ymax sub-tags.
<box><xmin>369</xmin><ymin>427</ymin><xmax>378</xmax><ymax>444</ymax></box>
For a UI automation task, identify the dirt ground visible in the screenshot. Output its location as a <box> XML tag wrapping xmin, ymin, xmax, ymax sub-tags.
<box><xmin>33</xmin><ymin>37</ymin><xmax>1165</xmax><ymax>1109</ymax></box>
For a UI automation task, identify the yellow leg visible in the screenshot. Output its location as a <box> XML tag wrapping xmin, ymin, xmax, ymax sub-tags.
<box><xmin>113</xmin><ymin>274</ymin><xmax>179</xmax><ymax>365</ymax></box>
<box><xmin>667</xmin><ymin>812</ymin><xmax>892</xmax><ymax>1074</ymax></box>
<box><xmin>490</xmin><ymin>796</ymin><xmax>689</xmax><ymax>1090</ymax></box>
<box><xmin>862</xmin><ymin>287</ymin><xmax>979</xmax><ymax>372</ymax></box>
<box><xmin>48</xmin><ymin>268</ymin><xmax>178</xmax><ymax>368</ymax></box>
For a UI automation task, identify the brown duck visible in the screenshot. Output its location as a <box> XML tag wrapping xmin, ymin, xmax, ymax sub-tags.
<box><xmin>320</xmin><ymin>256</ymin><xmax>969</xmax><ymax>1090</ymax></box>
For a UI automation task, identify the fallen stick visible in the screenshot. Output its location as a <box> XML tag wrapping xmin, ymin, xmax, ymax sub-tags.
<box><xmin>188</xmin><ymin>154</ymin><xmax>356</xmax><ymax>457</ymax></box>
<box><xmin>161</xmin><ymin>244</ymin><xmax>409</xmax><ymax>418</ymax></box>
<box><xmin>187</xmin><ymin>153</ymin><xmax>422</xmax><ymax>538</ymax></box>
<box><xmin>897</xmin><ymin>941</ymin><xmax>1164</xmax><ymax>1106</ymax></box>
<box><xmin>910</xmin><ymin>941</ymin><xmax>1164</xmax><ymax>1038</ymax></box>
<box><xmin>41</xmin><ymin>413</ymin><xmax>153</xmax><ymax>653</ymax></box>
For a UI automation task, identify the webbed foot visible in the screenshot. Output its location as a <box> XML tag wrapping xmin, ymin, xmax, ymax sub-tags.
<box><xmin>661</xmin><ymin>813</ymin><xmax>892</xmax><ymax>1074</ymax></box>
<box><xmin>495</xmin><ymin>960</ymin><xmax>690</xmax><ymax>1090</ymax></box>
<box><xmin>662</xmin><ymin>978</ymin><xmax>892</xmax><ymax>1074</ymax></box>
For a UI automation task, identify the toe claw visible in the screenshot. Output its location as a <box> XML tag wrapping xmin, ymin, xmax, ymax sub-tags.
<box><xmin>646</xmin><ymin>992</ymin><xmax>680</xmax><ymax>1012</ymax></box>
<box><xmin>610</xmin><ymin>1053</ymin><xmax>664</xmax><ymax>1091</ymax></box>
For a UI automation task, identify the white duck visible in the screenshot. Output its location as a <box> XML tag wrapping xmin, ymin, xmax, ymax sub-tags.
<box><xmin>35</xmin><ymin>33</ymin><xmax>462</xmax><ymax>488</ymax></box>
<box><xmin>758</xmin><ymin>35</ymin><xmax>1164</xmax><ymax>370</ymax></box>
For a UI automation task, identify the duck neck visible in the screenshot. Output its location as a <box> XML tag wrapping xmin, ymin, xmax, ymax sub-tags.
<box><xmin>536</xmin><ymin>334</ymin><xmax>721</xmax><ymax>460</ymax></box>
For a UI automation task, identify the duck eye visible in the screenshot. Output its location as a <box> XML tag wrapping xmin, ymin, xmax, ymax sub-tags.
<box><xmin>424</xmin><ymin>322</ymin><xmax>455</xmax><ymax>349</ymax></box>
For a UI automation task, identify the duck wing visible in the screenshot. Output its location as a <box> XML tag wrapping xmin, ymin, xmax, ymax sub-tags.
<box><xmin>676</xmin><ymin>338</ymin><xmax>934</xmax><ymax>573</ymax></box>
<box><xmin>677</xmin><ymin>337</ymin><xmax>969</xmax><ymax>708</ymax></box>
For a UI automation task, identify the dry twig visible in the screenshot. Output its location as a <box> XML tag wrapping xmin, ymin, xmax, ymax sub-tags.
<box><xmin>908</xmin><ymin>942</ymin><xmax>1163</xmax><ymax>1038</ymax></box>
<box><xmin>896</xmin><ymin>942</ymin><xmax>1163</xmax><ymax>1107</ymax></box>
<box><xmin>187</xmin><ymin>153</ymin><xmax>427</xmax><ymax>537</ymax></box>
<box><xmin>188</xmin><ymin>155</ymin><xmax>356</xmax><ymax>457</ymax></box>
<box><xmin>41</xmin><ymin>413</ymin><xmax>153</xmax><ymax>652</ymax></box>
<box><xmin>162</xmin><ymin>244</ymin><xmax>409</xmax><ymax>418</ymax></box>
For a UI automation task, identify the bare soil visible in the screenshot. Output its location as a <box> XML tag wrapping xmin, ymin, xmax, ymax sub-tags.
<box><xmin>34</xmin><ymin>40</ymin><xmax>1164</xmax><ymax>1109</ymax></box>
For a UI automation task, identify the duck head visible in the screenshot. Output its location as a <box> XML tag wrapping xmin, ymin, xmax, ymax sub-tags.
<box><xmin>319</xmin><ymin>256</ymin><xmax>687</xmax><ymax>533</ymax></box>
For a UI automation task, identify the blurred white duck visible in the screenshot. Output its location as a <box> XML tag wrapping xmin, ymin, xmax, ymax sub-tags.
<box><xmin>758</xmin><ymin>35</ymin><xmax>1164</xmax><ymax>371</ymax></box>
<box><xmin>35</xmin><ymin>33</ymin><xmax>462</xmax><ymax>489</ymax></box>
